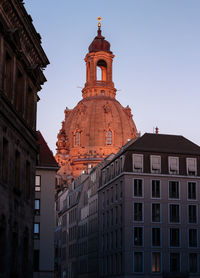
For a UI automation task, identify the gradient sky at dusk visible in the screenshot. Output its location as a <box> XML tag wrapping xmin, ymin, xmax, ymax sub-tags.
<box><xmin>24</xmin><ymin>0</ymin><xmax>200</xmax><ymax>153</ymax></box>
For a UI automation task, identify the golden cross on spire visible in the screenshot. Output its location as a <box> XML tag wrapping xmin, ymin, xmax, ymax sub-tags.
<box><xmin>97</xmin><ymin>16</ymin><xmax>102</xmax><ymax>29</ymax></box>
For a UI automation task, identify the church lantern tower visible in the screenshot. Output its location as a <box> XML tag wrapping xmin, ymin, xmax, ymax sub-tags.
<box><xmin>55</xmin><ymin>18</ymin><xmax>137</xmax><ymax>184</ymax></box>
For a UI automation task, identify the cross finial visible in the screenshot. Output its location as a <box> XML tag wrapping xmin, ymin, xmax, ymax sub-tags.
<box><xmin>97</xmin><ymin>16</ymin><xmax>102</xmax><ymax>29</ymax></box>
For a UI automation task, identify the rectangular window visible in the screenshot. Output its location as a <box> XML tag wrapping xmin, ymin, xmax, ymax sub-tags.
<box><xmin>2</xmin><ymin>138</ymin><xmax>9</xmax><ymax>183</ymax></box>
<box><xmin>33</xmin><ymin>249</ymin><xmax>39</xmax><ymax>272</ymax></box>
<box><xmin>189</xmin><ymin>253</ymin><xmax>197</xmax><ymax>273</ymax></box>
<box><xmin>170</xmin><ymin>228</ymin><xmax>180</xmax><ymax>247</ymax></box>
<box><xmin>170</xmin><ymin>253</ymin><xmax>180</xmax><ymax>273</ymax></box>
<box><xmin>132</xmin><ymin>154</ymin><xmax>143</xmax><ymax>173</ymax></box>
<box><xmin>35</xmin><ymin>175</ymin><xmax>41</xmax><ymax>192</ymax></box>
<box><xmin>189</xmin><ymin>229</ymin><xmax>197</xmax><ymax>248</ymax></box>
<box><xmin>25</xmin><ymin>161</ymin><xmax>31</xmax><ymax>199</ymax></box>
<box><xmin>4</xmin><ymin>52</ymin><xmax>13</xmax><ymax>99</ymax></box>
<box><xmin>188</xmin><ymin>182</ymin><xmax>196</xmax><ymax>200</ymax></box>
<box><xmin>134</xmin><ymin>227</ymin><xmax>143</xmax><ymax>246</ymax></box>
<box><xmin>34</xmin><ymin>199</ymin><xmax>40</xmax><ymax>215</ymax></box>
<box><xmin>169</xmin><ymin>157</ymin><xmax>179</xmax><ymax>174</ymax></box>
<box><xmin>152</xmin><ymin>203</ymin><xmax>160</xmax><ymax>222</ymax></box>
<box><xmin>134</xmin><ymin>203</ymin><xmax>143</xmax><ymax>221</ymax></box>
<box><xmin>152</xmin><ymin>228</ymin><xmax>160</xmax><ymax>247</ymax></box>
<box><xmin>152</xmin><ymin>252</ymin><xmax>161</xmax><ymax>273</ymax></box>
<box><xmin>134</xmin><ymin>252</ymin><xmax>143</xmax><ymax>272</ymax></box>
<box><xmin>133</xmin><ymin>179</ymin><xmax>143</xmax><ymax>197</ymax></box>
<box><xmin>169</xmin><ymin>181</ymin><xmax>179</xmax><ymax>199</ymax></box>
<box><xmin>14</xmin><ymin>150</ymin><xmax>20</xmax><ymax>189</ymax></box>
<box><xmin>34</xmin><ymin>223</ymin><xmax>40</xmax><ymax>239</ymax></box>
<box><xmin>188</xmin><ymin>205</ymin><xmax>197</xmax><ymax>223</ymax></box>
<box><xmin>187</xmin><ymin>158</ymin><xmax>197</xmax><ymax>176</ymax></box>
<box><xmin>151</xmin><ymin>155</ymin><xmax>161</xmax><ymax>173</ymax></box>
<box><xmin>152</xmin><ymin>180</ymin><xmax>160</xmax><ymax>198</ymax></box>
<box><xmin>169</xmin><ymin>204</ymin><xmax>179</xmax><ymax>223</ymax></box>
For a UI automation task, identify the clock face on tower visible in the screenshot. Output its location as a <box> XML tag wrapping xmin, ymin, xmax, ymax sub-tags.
<box><xmin>55</xmin><ymin>22</ymin><xmax>137</xmax><ymax>185</ymax></box>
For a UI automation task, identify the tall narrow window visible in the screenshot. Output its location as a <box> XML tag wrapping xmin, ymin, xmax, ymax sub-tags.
<box><xmin>26</xmin><ymin>86</ymin><xmax>34</xmax><ymax>128</ymax></box>
<box><xmin>132</xmin><ymin>154</ymin><xmax>143</xmax><ymax>173</ymax></box>
<box><xmin>169</xmin><ymin>204</ymin><xmax>179</xmax><ymax>223</ymax></box>
<box><xmin>4</xmin><ymin>52</ymin><xmax>13</xmax><ymax>99</ymax></box>
<box><xmin>168</xmin><ymin>157</ymin><xmax>179</xmax><ymax>174</ymax></box>
<box><xmin>15</xmin><ymin>69</ymin><xmax>24</xmax><ymax>115</ymax></box>
<box><xmin>14</xmin><ymin>150</ymin><xmax>20</xmax><ymax>190</ymax></box>
<box><xmin>75</xmin><ymin>131</ymin><xmax>80</xmax><ymax>146</ymax></box>
<box><xmin>96</xmin><ymin>60</ymin><xmax>107</xmax><ymax>81</ymax></box>
<box><xmin>152</xmin><ymin>252</ymin><xmax>160</xmax><ymax>273</ymax></box>
<box><xmin>25</xmin><ymin>161</ymin><xmax>30</xmax><ymax>199</ymax></box>
<box><xmin>169</xmin><ymin>181</ymin><xmax>179</xmax><ymax>199</ymax></box>
<box><xmin>170</xmin><ymin>228</ymin><xmax>180</xmax><ymax>247</ymax></box>
<box><xmin>133</xmin><ymin>179</ymin><xmax>143</xmax><ymax>197</ymax></box>
<box><xmin>33</xmin><ymin>249</ymin><xmax>40</xmax><ymax>272</ymax></box>
<box><xmin>188</xmin><ymin>205</ymin><xmax>197</xmax><ymax>224</ymax></box>
<box><xmin>106</xmin><ymin>130</ymin><xmax>112</xmax><ymax>145</ymax></box>
<box><xmin>134</xmin><ymin>203</ymin><xmax>143</xmax><ymax>221</ymax></box>
<box><xmin>151</xmin><ymin>155</ymin><xmax>161</xmax><ymax>173</ymax></box>
<box><xmin>2</xmin><ymin>138</ymin><xmax>8</xmax><ymax>183</ymax></box>
<box><xmin>188</xmin><ymin>182</ymin><xmax>196</xmax><ymax>200</ymax></box>
<box><xmin>189</xmin><ymin>229</ymin><xmax>197</xmax><ymax>247</ymax></box>
<box><xmin>35</xmin><ymin>200</ymin><xmax>40</xmax><ymax>215</ymax></box>
<box><xmin>152</xmin><ymin>203</ymin><xmax>160</xmax><ymax>222</ymax></box>
<box><xmin>134</xmin><ymin>252</ymin><xmax>143</xmax><ymax>272</ymax></box>
<box><xmin>34</xmin><ymin>223</ymin><xmax>40</xmax><ymax>239</ymax></box>
<box><xmin>152</xmin><ymin>228</ymin><xmax>160</xmax><ymax>246</ymax></box>
<box><xmin>170</xmin><ymin>253</ymin><xmax>180</xmax><ymax>272</ymax></box>
<box><xmin>134</xmin><ymin>227</ymin><xmax>143</xmax><ymax>246</ymax></box>
<box><xmin>152</xmin><ymin>180</ymin><xmax>160</xmax><ymax>198</ymax></box>
<box><xmin>189</xmin><ymin>253</ymin><xmax>197</xmax><ymax>273</ymax></box>
<box><xmin>35</xmin><ymin>175</ymin><xmax>41</xmax><ymax>192</ymax></box>
<box><xmin>186</xmin><ymin>158</ymin><xmax>197</xmax><ymax>176</ymax></box>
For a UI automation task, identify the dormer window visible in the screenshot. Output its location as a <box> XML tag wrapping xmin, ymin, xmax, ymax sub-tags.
<box><xmin>133</xmin><ymin>154</ymin><xmax>143</xmax><ymax>173</ymax></box>
<box><xmin>168</xmin><ymin>157</ymin><xmax>179</xmax><ymax>174</ymax></box>
<box><xmin>106</xmin><ymin>130</ymin><xmax>112</xmax><ymax>145</ymax></box>
<box><xmin>151</xmin><ymin>155</ymin><xmax>161</xmax><ymax>173</ymax></box>
<box><xmin>186</xmin><ymin>158</ymin><xmax>197</xmax><ymax>176</ymax></box>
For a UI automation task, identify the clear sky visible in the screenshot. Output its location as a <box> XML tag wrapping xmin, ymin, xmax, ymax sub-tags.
<box><xmin>24</xmin><ymin>0</ymin><xmax>200</xmax><ymax>153</ymax></box>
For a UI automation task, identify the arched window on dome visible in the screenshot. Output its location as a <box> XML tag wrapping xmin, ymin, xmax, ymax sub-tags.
<box><xmin>75</xmin><ymin>131</ymin><xmax>80</xmax><ymax>146</ymax></box>
<box><xmin>106</xmin><ymin>130</ymin><xmax>112</xmax><ymax>145</ymax></box>
<box><xmin>96</xmin><ymin>60</ymin><xmax>107</xmax><ymax>81</ymax></box>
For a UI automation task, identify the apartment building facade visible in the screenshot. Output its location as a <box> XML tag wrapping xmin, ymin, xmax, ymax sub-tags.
<box><xmin>99</xmin><ymin>133</ymin><xmax>200</xmax><ymax>278</ymax></box>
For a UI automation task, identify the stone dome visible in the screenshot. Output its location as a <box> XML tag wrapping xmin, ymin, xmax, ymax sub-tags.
<box><xmin>89</xmin><ymin>29</ymin><xmax>112</xmax><ymax>53</ymax></box>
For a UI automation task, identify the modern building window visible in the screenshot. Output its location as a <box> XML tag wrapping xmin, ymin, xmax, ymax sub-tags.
<box><xmin>168</xmin><ymin>157</ymin><xmax>179</xmax><ymax>174</ymax></box>
<box><xmin>106</xmin><ymin>130</ymin><xmax>112</xmax><ymax>145</ymax></box>
<box><xmin>134</xmin><ymin>227</ymin><xmax>143</xmax><ymax>246</ymax></box>
<box><xmin>134</xmin><ymin>203</ymin><xmax>143</xmax><ymax>222</ymax></box>
<box><xmin>75</xmin><ymin>131</ymin><xmax>80</xmax><ymax>146</ymax></box>
<box><xmin>132</xmin><ymin>154</ymin><xmax>143</xmax><ymax>173</ymax></box>
<box><xmin>152</xmin><ymin>252</ymin><xmax>161</xmax><ymax>273</ymax></box>
<box><xmin>34</xmin><ymin>199</ymin><xmax>40</xmax><ymax>215</ymax></box>
<box><xmin>170</xmin><ymin>228</ymin><xmax>180</xmax><ymax>247</ymax></box>
<box><xmin>169</xmin><ymin>181</ymin><xmax>179</xmax><ymax>199</ymax></box>
<box><xmin>133</xmin><ymin>179</ymin><xmax>143</xmax><ymax>197</ymax></box>
<box><xmin>186</xmin><ymin>158</ymin><xmax>197</xmax><ymax>176</ymax></box>
<box><xmin>189</xmin><ymin>253</ymin><xmax>197</xmax><ymax>273</ymax></box>
<box><xmin>189</xmin><ymin>229</ymin><xmax>197</xmax><ymax>248</ymax></box>
<box><xmin>188</xmin><ymin>205</ymin><xmax>197</xmax><ymax>224</ymax></box>
<box><xmin>188</xmin><ymin>182</ymin><xmax>196</xmax><ymax>200</ymax></box>
<box><xmin>34</xmin><ymin>223</ymin><xmax>40</xmax><ymax>239</ymax></box>
<box><xmin>2</xmin><ymin>138</ymin><xmax>9</xmax><ymax>183</ymax></box>
<box><xmin>134</xmin><ymin>252</ymin><xmax>143</xmax><ymax>273</ymax></box>
<box><xmin>170</xmin><ymin>253</ymin><xmax>180</xmax><ymax>273</ymax></box>
<box><xmin>151</xmin><ymin>155</ymin><xmax>161</xmax><ymax>173</ymax></box>
<box><xmin>152</xmin><ymin>228</ymin><xmax>160</xmax><ymax>247</ymax></box>
<box><xmin>169</xmin><ymin>204</ymin><xmax>180</xmax><ymax>223</ymax></box>
<box><xmin>152</xmin><ymin>203</ymin><xmax>160</xmax><ymax>222</ymax></box>
<box><xmin>152</xmin><ymin>180</ymin><xmax>160</xmax><ymax>198</ymax></box>
<box><xmin>35</xmin><ymin>175</ymin><xmax>41</xmax><ymax>192</ymax></box>
<box><xmin>33</xmin><ymin>249</ymin><xmax>39</xmax><ymax>272</ymax></box>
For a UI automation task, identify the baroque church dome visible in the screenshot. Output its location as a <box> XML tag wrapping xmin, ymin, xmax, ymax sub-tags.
<box><xmin>56</xmin><ymin>21</ymin><xmax>137</xmax><ymax>183</ymax></box>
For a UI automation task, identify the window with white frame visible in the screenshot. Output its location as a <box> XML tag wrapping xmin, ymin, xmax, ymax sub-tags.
<box><xmin>152</xmin><ymin>252</ymin><xmax>161</xmax><ymax>273</ymax></box>
<box><xmin>151</xmin><ymin>155</ymin><xmax>161</xmax><ymax>173</ymax></box>
<box><xmin>189</xmin><ymin>253</ymin><xmax>198</xmax><ymax>273</ymax></box>
<box><xmin>168</xmin><ymin>156</ymin><xmax>179</xmax><ymax>174</ymax></box>
<box><xmin>132</xmin><ymin>154</ymin><xmax>143</xmax><ymax>173</ymax></box>
<box><xmin>170</xmin><ymin>228</ymin><xmax>180</xmax><ymax>247</ymax></box>
<box><xmin>169</xmin><ymin>181</ymin><xmax>179</xmax><ymax>199</ymax></box>
<box><xmin>133</xmin><ymin>179</ymin><xmax>143</xmax><ymax>197</ymax></box>
<box><xmin>189</xmin><ymin>228</ymin><xmax>197</xmax><ymax>248</ymax></box>
<box><xmin>152</xmin><ymin>180</ymin><xmax>160</xmax><ymax>198</ymax></box>
<box><xmin>152</xmin><ymin>203</ymin><xmax>160</xmax><ymax>222</ymax></box>
<box><xmin>170</xmin><ymin>253</ymin><xmax>180</xmax><ymax>273</ymax></box>
<box><xmin>169</xmin><ymin>204</ymin><xmax>180</xmax><ymax>223</ymax></box>
<box><xmin>134</xmin><ymin>227</ymin><xmax>143</xmax><ymax>246</ymax></box>
<box><xmin>188</xmin><ymin>205</ymin><xmax>197</xmax><ymax>224</ymax></box>
<box><xmin>188</xmin><ymin>182</ymin><xmax>196</xmax><ymax>200</ymax></box>
<box><xmin>134</xmin><ymin>252</ymin><xmax>143</xmax><ymax>272</ymax></box>
<box><xmin>186</xmin><ymin>158</ymin><xmax>197</xmax><ymax>176</ymax></box>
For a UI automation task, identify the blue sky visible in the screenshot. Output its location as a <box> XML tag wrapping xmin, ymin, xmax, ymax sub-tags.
<box><xmin>24</xmin><ymin>0</ymin><xmax>200</xmax><ymax>153</ymax></box>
